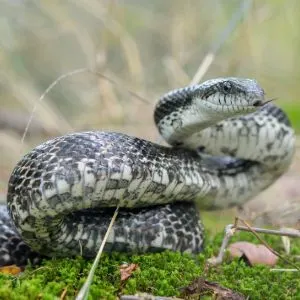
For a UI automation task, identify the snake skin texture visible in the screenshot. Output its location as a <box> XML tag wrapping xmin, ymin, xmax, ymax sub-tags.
<box><xmin>0</xmin><ymin>77</ymin><xmax>295</xmax><ymax>266</ymax></box>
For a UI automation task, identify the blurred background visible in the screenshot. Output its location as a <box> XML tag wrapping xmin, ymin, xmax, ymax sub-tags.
<box><xmin>0</xmin><ymin>0</ymin><xmax>299</xmax><ymax>229</ymax></box>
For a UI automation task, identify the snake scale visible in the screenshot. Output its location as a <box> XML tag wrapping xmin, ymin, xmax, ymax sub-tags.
<box><xmin>0</xmin><ymin>77</ymin><xmax>295</xmax><ymax>267</ymax></box>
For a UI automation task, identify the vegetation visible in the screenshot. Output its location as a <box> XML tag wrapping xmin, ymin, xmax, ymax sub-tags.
<box><xmin>1</xmin><ymin>213</ymin><xmax>300</xmax><ymax>299</ymax></box>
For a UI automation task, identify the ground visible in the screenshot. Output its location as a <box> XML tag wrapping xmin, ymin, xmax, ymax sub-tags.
<box><xmin>0</xmin><ymin>213</ymin><xmax>300</xmax><ymax>300</ymax></box>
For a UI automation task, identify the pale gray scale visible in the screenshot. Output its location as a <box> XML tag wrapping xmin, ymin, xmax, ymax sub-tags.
<box><xmin>225</xmin><ymin>122</ymin><xmax>239</xmax><ymax>154</ymax></box>
<box><xmin>48</xmin><ymin>157</ymin><xmax>72</xmax><ymax>212</ymax></box>
<box><xmin>216</xmin><ymin>124</ymin><xmax>227</xmax><ymax>155</ymax></box>
<box><xmin>235</xmin><ymin>170</ymin><xmax>251</xmax><ymax>196</ymax></box>
<box><xmin>228</xmin><ymin>175</ymin><xmax>249</xmax><ymax>206</ymax></box>
<box><xmin>232</xmin><ymin>166</ymin><xmax>263</xmax><ymax>206</ymax></box>
<box><xmin>39</xmin><ymin>178</ymin><xmax>60</xmax><ymax>218</ymax></box>
<box><xmin>260</xmin><ymin>122</ymin><xmax>292</xmax><ymax>166</ymax></box>
<box><xmin>195</xmin><ymin>178</ymin><xmax>219</xmax><ymax>209</ymax></box>
<box><xmin>79</xmin><ymin>159</ymin><xmax>88</xmax><ymax>211</ymax></box>
<box><xmin>11</xmin><ymin>197</ymin><xmax>31</xmax><ymax>233</ymax></box>
<box><xmin>243</xmin><ymin>167</ymin><xmax>271</xmax><ymax>198</ymax></box>
<box><xmin>126</xmin><ymin>160</ymin><xmax>155</xmax><ymax>206</ymax></box>
<box><xmin>236</xmin><ymin>123</ymin><xmax>252</xmax><ymax>158</ymax></box>
<box><xmin>142</xmin><ymin>166</ymin><xmax>170</xmax><ymax>203</ymax></box>
<box><xmin>237</xmin><ymin>125</ymin><xmax>251</xmax><ymax>159</ymax></box>
<box><xmin>159</xmin><ymin>166</ymin><xmax>178</xmax><ymax>200</ymax></box>
<box><xmin>52</xmin><ymin>167</ymin><xmax>71</xmax><ymax>213</ymax></box>
<box><xmin>169</xmin><ymin>165</ymin><xmax>194</xmax><ymax>199</ymax></box>
<box><xmin>69</xmin><ymin>161</ymin><xmax>85</xmax><ymax>205</ymax></box>
<box><xmin>193</xmin><ymin>172</ymin><xmax>209</xmax><ymax>199</ymax></box>
<box><xmin>89</xmin><ymin>152</ymin><xmax>103</xmax><ymax>207</ymax></box>
<box><xmin>123</xmin><ymin>170</ymin><xmax>144</xmax><ymax>200</ymax></box>
<box><xmin>185</xmin><ymin>165</ymin><xmax>205</xmax><ymax>198</ymax></box>
<box><xmin>53</xmin><ymin>161</ymin><xmax>81</xmax><ymax>212</ymax></box>
<box><xmin>82</xmin><ymin>161</ymin><xmax>101</xmax><ymax>208</ymax></box>
<box><xmin>212</xmin><ymin>172</ymin><xmax>250</xmax><ymax>208</ymax></box>
<box><xmin>29</xmin><ymin>189</ymin><xmax>43</xmax><ymax>212</ymax></box>
<box><xmin>167</xmin><ymin>177</ymin><xmax>186</xmax><ymax>201</ymax></box>
<box><xmin>103</xmin><ymin>178</ymin><xmax>119</xmax><ymax>202</ymax></box>
<box><xmin>73</xmin><ymin>222</ymin><xmax>91</xmax><ymax>247</ymax></box>
<box><xmin>112</xmin><ymin>163</ymin><xmax>131</xmax><ymax>203</ymax></box>
<box><xmin>253</xmin><ymin>122</ymin><xmax>268</xmax><ymax>155</ymax></box>
<box><xmin>93</xmin><ymin>158</ymin><xmax>111</xmax><ymax>205</ymax></box>
<box><xmin>186</xmin><ymin>168</ymin><xmax>201</xmax><ymax>195</ymax></box>
<box><xmin>101</xmin><ymin>156</ymin><xmax>124</xmax><ymax>203</ymax></box>
<box><xmin>84</xmin><ymin>229</ymin><xmax>99</xmax><ymax>251</ymax></box>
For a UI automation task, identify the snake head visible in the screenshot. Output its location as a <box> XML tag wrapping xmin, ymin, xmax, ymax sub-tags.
<box><xmin>155</xmin><ymin>77</ymin><xmax>266</xmax><ymax>144</ymax></box>
<box><xmin>197</xmin><ymin>77</ymin><xmax>265</xmax><ymax>113</ymax></box>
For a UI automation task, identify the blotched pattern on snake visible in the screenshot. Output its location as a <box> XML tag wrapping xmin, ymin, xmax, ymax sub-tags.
<box><xmin>0</xmin><ymin>77</ymin><xmax>295</xmax><ymax>266</ymax></box>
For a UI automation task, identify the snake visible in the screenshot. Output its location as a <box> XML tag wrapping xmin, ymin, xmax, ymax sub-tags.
<box><xmin>0</xmin><ymin>77</ymin><xmax>295</xmax><ymax>267</ymax></box>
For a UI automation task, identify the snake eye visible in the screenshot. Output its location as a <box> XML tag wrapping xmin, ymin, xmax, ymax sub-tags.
<box><xmin>222</xmin><ymin>82</ymin><xmax>233</xmax><ymax>93</ymax></box>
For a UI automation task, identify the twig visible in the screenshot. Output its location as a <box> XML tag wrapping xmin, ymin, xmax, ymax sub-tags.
<box><xmin>234</xmin><ymin>224</ymin><xmax>300</xmax><ymax>238</ymax></box>
<box><xmin>209</xmin><ymin>217</ymin><xmax>300</xmax><ymax>270</ymax></box>
<box><xmin>20</xmin><ymin>68</ymin><xmax>86</xmax><ymax>146</ymax></box>
<box><xmin>60</xmin><ymin>288</ymin><xmax>68</xmax><ymax>300</ymax></box>
<box><xmin>90</xmin><ymin>70</ymin><xmax>150</xmax><ymax>104</ymax></box>
<box><xmin>78</xmin><ymin>240</ymin><xmax>83</xmax><ymax>257</ymax></box>
<box><xmin>190</xmin><ymin>0</ymin><xmax>253</xmax><ymax>85</ymax></box>
<box><xmin>76</xmin><ymin>205</ymin><xmax>120</xmax><ymax>300</ymax></box>
<box><xmin>207</xmin><ymin>218</ymin><xmax>239</xmax><ymax>265</ymax></box>
<box><xmin>270</xmin><ymin>269</ymin><xmax>299</xmax><ymax>272</ymax></box>
<box><xmin>207</xmin><ymin>224</ymin><xmax>236</xmax><ymax>265</ymax></box>
<box><xmin>20</xmin><ymin>68</ymin><xmax>150</xmax><ymax>148</ymax></box>
<box><xmin>28</xmin><ymin>266</ymin><xmax>52</xmax><ymax>275</ymax></box>
<box><xmin>238</xmin><ymin>219</ymin><xmax>300</xmax><ymax>271</ymax></box>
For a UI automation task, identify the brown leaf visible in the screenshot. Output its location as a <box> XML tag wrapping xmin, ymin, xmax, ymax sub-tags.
<box><xmin>180</xmin><ymin>277</ymin><xmax>245</xmax><ymax>300</ymax></box>
<box><xmin>0</xmin><ymin>265</ymin><xmax>22</xmax><ymax>275</ymax></box>
<box><xmin>228</xmin><ymin>241</ymin><xmax>278</xmax><ymax>266</ymax></box>
<box><xmin>120</xmin><ymin>263</ymin><xmax>138</xmax><ymax>281</ymax></box>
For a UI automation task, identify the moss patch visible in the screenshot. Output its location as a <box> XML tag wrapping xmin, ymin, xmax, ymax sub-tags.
<box><xmin>1</xmin><ymin>228</ymin><xmax>300</xmax><ymax>300</ymax></box>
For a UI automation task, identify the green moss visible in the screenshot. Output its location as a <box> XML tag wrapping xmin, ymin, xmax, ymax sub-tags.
<box><xmin>1</xmin><ymin>228</ymin><xmax>300</xmax><ymax>300</ymax></box>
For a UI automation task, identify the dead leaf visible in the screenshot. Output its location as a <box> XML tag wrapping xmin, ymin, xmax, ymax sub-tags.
<box><xmin>180</xmin><ymin>277</ymin><xmax>245</xmax><ymax>300</ymax></box>
<box><xmin>228</xmin><ymin>241</ymin><xmax>278</xmax><ymax>266</ymax></box>
<box><xmin>0</xmin><ymin>265</ymin><xmax>22</xmax><ymax>275</ymax></box>
<box><xmin>120</xmin><ymin>263</ymin><xmax>138</xmax><ymax>281</ymax></box>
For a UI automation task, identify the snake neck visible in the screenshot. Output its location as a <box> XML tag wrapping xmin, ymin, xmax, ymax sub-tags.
<box><xmin>181</xmin><ymin>104</ymin><xmax>295</xmax><ymax>171</ymax></box>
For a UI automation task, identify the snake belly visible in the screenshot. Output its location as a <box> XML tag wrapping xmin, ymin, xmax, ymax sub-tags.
<box><xmin>0</xmin><ymin>77</ymin><xmax>295</xmax><ymax>266</ymax></box>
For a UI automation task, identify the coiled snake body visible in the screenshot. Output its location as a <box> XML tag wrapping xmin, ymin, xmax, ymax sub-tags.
<box><xmin>0</xmin><ymin>78</ymin><xmax>295</xmax><ymax>266</ymax></box>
